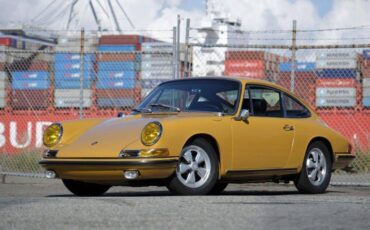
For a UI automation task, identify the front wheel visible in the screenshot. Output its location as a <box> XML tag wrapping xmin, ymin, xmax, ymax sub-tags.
<box><xmin>62</xmin><ymin>179</ymin><xmax>111</xmax><ymax>196</ymax></box>
<box><xmin>294</xmin><ymin>141</ymin><xmax>332</xmax><ymax>194</ymax></box>
<box><xmin>167</xmin><ymin>138</ymin><xmax>219</xmax><ymax>195</ymax></box>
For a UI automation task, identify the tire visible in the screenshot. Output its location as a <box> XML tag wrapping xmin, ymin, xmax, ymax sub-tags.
<box><xmin>294</xmin><ymin>141</ymin><xmax>332</xmax><ymax>194</ymax></box>
<box><xmin>208</xmin><ymin>182</ymin><xmax>228</xmax><ymax>195</ymax></box>
<box><xmin>167</xmin><ymin>138</ymin><xmax>219</xmax><ymax>195</ymax></box>
<box><xmin>62</xmin><ymin>179</ymin><xmax>111</xmax><ymax>196</ymax></box>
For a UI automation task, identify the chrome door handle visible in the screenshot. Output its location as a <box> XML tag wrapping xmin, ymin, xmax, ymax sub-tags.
<box><xmin>283</xmin><ymin>125</ymin><xmax>294</xmax><ymax>131</ymax></box>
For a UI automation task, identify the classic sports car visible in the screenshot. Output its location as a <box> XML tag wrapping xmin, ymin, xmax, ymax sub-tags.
<box><xmin>40</xmin><ymin>77</ymin><xmax>355</xmax><ymax>196</ymax></box>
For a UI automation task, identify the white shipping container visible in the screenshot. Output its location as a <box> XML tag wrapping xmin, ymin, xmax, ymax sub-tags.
<box><xmin>0</xmin><ymin>71</ymin><xmax>8</xmax><ymax>81</ymax></box>
<box><xmin>316</xmin><ymin>51</ymin><xmax>357</xmax><ymax>59</ymax></box>
<box><xmin>363</xmin><ymin>88</ymin><xmax>370</xmax><ymax>97</ymax></box>
<box><xmin>0</xmin><ymin>80</ymin><xmax>8</xmax><ymax>90</ymax></box>
<box><xmin>316</xmin><ymin>97</ymin><xmax>356</xmax><ymax>107</ymax></box>
<box><xmin>0</xmin><ymin>98</ymin><xmax>5</xmax><ymax>108</ymax></box>
<box><xmin>141</xmin><ymin>54</ymin><xmax>173</xmax><ymax>61</ymax></box>
<box><xmin>316</xmin><ymin>59</ymin><xmax>357</xmax><ymax>69</ymax></box>
<box><xmin>54</xmin><ymin>89</ymin><xmax>92</xmax><ymax>98</ymax></box>
<box><xmin>0</xmin><ymin>90</ymin><xmax>6</xmax><ymax>98</ymax></box>
<box><xmin>316</xmin><ymin>87</ymin><xmax>356</xmax><ymax>97</ymax></box>
<box><xmin>55</xmin><ymin>98</ymin><xmax>92</xmax><ymax>108</ymax></box>
<box><xmin>363</xmin><ymin>78</ymin><xmax>370</xmax><ymax>87</ymax></box>
<box><xmin>141</xmin><ymin>70</ymin><xmax>173</xmax><ymax>79</ymax></box>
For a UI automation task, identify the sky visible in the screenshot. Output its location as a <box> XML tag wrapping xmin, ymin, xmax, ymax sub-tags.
<box><xmin>0</xmin><ymin>0</ymin><xmax>369</xmax><ymax>44</ymax></box>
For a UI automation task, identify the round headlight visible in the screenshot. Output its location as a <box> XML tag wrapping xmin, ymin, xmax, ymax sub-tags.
<box><xmin>43</xmin><ymin>123</ymin><xmax>63</xmax><ymax>147</ymax></box>
<box><xmin>141</xmin><ymin>122</ymin><xmax>162</xmax><ymax>146</ymax></box>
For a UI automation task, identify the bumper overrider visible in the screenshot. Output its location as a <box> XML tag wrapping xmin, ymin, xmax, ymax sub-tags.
<box><xmin>39</xmin><ymin>149</ymin><xmax>179</xmax><ymax>182</ymax></box>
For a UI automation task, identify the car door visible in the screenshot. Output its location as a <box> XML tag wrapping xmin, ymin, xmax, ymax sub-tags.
<box><xmin>232</xmin><ymin>85</ymin><xmax>295</xmax><ymax>170</ymax></box>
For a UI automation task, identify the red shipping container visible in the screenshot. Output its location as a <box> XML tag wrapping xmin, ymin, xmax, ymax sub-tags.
<box><xmin>0</xmin><ymin>63</ymin><xmax>5</xmax><ymax>71</ymax></box>
<box><xmin>225</xmin><ymin>69</ymin><xmax>266</xmax><ymax>79</ymax></box>
<box><xmin>12</xmin><ymin>90</ymin><xmax>49</xmax><ymax>109</ymax></box>
<box><xmin>316</xmin><ymin>78</ymin><xmax>357</xmax><ymax>87</ymax></box>
<box><xmin>0</xmin><ymin>38</ymin><xmax>12</xmax><ymax>47</ymax></box>
<box><xmin>12</xmin><ymin>61</ymin><xmax>50</xmax><ymax>71</ymax></box>
<box><xmin>99</xmin><ymin>35</ymin><xmax>148</xmax><ymax>45</ymax></box>
<box><xmin>361</xmin><ymin>67</ymin><xmax>370</xmax><ymax>78</ymax></box>
<box><xmin>225</xmin><ymin>60</ymin><xmax>264</xmax><ymax>71</ymax></box>
<box><xmin>96</xmin><ymin>89</ymin><xmax>136</xmax><ymax>98</ymax></box>
<box><xmin>97</xmin><ymin>53</ymin><xmax>137</xmax><ymax>62</ymax></box>
<box><xmin>225</xmin><ymin>51</ymin><xmax>265</xmax><ymax>61</ymax></box>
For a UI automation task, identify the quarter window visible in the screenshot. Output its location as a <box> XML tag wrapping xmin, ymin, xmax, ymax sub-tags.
<box><xmin>283</xmin><ymin>94</ymin><xmax>310</xmax><ymax>118</ymax></box>
<box><xmin>248</xmin><ymin>86</ymin><xmax>283</xmax><ymax>117</ymax></box>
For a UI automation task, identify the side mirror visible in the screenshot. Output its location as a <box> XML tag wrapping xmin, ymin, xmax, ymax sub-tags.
<box><xmin>234</xmin><ymin>109</ymin><xmax>250</xmax><ymax>121</ymax></box>
<box><xmin>117</xmin><ymin>112</ymin><xmax>124</xmax><ymax>118</ymax></box>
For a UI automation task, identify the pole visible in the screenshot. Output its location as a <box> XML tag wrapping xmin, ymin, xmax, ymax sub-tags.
<box><xmin>184</xmin><ymin>18</ymin><xmax>190</xmax><ymax>78</ymax></box>
<box><xmin>290</xmin><ymin>20</ymin><xmax>297</xmax><ymax>93</ymax></box>
<box><xmin>172</xmin><ymin>27</ymin><xmax>177</xmax><ymax>80</ymax></box>
<box><xmin>79</xmin><ymin>27</ymin><xmax>85</xmax><ymax>119</ymax></box>
<box><xmin>177</xmin><ymin>15</ymin><xmax>181</xmax><ymax>79</ymax></box>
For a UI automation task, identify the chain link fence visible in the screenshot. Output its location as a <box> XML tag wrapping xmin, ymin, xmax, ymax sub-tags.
<box><xmin>0</xmin><ymin>31</ymin><xmax>369</xmax><ymax>186</ymax></box>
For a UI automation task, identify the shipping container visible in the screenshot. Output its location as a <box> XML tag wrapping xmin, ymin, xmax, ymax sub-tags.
<box><xmin>97</xmin><ymin>61</ymin><xmax>138</xmax><ymax>71</ymax></box>
<box><xmin>316</xmin><ymin>59</ymin><xmax>357</xmax><ymax>69</ymax></box>
<box><xmin>141</xmin><ymin>53</ymin><xmax>173</xmax><ymax>61</ymax></box>
<box><xmin>0</xmin><ymin>97</ymin><xmax>5</xmax><ymax>108</ymax></box>
<box><xmin>0</xmin><ymin>37</ymin><xmax>13</xmax><ymax>47</ymax></box>
<box><xmin>363</xmin><ymin>88</ymin><xmax>370</xmax><ymax>97</ymax></box>
<box><xmin>96</xmin><ymin>79</ymin><xmax>136</xmax><ymax>89</ymax></box>
<box><xmin>97</xmin><ymin>45</ymin><xmax>137</xmax><ymax>52</ymax></box>
<box><xmin>141</xmin><ymin>61</ymin><xmax>173</xmax><ymax>70</ymax></box>
<box><xmin>99</xmin><ymin>35</ymin><xmax>146</xmax><ymax>45</ymax></box>
<box><xmin>363</xmin><ymin>97</ymin><xmax>370</xmax><ymax>107</ymax></box>
<box><xmin>316</xmin><ymin>51</ymin><xmax>357</xmax><ymax>59</ymax></box>
<box><xmin>225</xmin><ymin>60</ymin><xmax>264</xmax><ymax>70</ymax></box>
<box><xmin>315</xmin><ymin>69</ymin><xmax>357</xmax><ymax>78</ymax></box>
<box><xmin>316</xmin><ymin>78</ymin><xmax>357</xmax><ymax>87</ymax></box>
<box><xmin>279</xmin><ymin>62</ymin><xmax>316</xmax><ymax>72</ymax></box>
<box><xmin>11</xmin><ymin>71</ymin><xmax>49</xmax><ymax>81</ymax></box>
<box><xmin>361</xmin><ymin>67</ymin><xmax>370</xmax><ymax>78</ymax></box>
<box><xmin>96</xmin><ymin>89</ymin><xmax>135</xmax><ymax>98</ymax></box>
<box><xmin>55</xmin><ymin>98</ymin><xmax>92</xmax><ymax>108</ymax></box>
<box><xmin>97</xmin><ymin>98</ymin><xmax>135</xmax><ymax>107</ymax></box>
<box><xmin>12</xmin><ymin>79</ymin><xmax>50</xmax><ymax>90</ymax></box>
<box><xmin>11</xmin><ymin>61</ymin><xmax>50</xmax><ymax>71</ymax></box>
<box><xmin>141</xmin><ymin>42</ymin><xmax>173</xmax><ymax>52</ymax></box>
<box><xmin>0</xmin><ymin>80</ymin><xmax>7</xmax><ymax>90</ymax></box>
<box><xmin>55</xmin><ymin>80</ymin><xmax>91</xmax><ymax>89</ymax></box>
<box><xmin>54</xmin><ymin>53</ymin><xmax>95</xmax><ymax>62</ymax></box>
<box><xmin>97</xmin><ymin>70</ymin><xmax>136</xmax><ymax>79</ymax></box>
<box><xmin>363</xmin><ymin>50</ymin><xmax>370</xmax><ymax>59</ymax></box>
<box><xmin>0</xmin><ymin>90</ymin><xmax>6</xmax><ymax>98</ymax></box>
<box><xmin>363</xmin><ymin>78</ymin><xmax>370</xmax><ymax>87</ymax></box>
<box><xmin>141</xmin><ymin>70</ymin><xmax>173</xmax><ymax>79</ymax></box>
<box><xmin>97</xmin><ymin>53</ymin><xmax>139</xmax><ymax>62</ymax></box>
<box><xmin>54</xmin><ymin>70</ymin><xmax>93</xmax><ymax>80</ymax></box>
<box><xmin>316</xmin><ymin>97</ymin><xmax>356</xmax><ymax>107</ymax></box>
<box><xmin>224</xmin><ymin>69</ymin><xmax>266</xmax><ymax>79</ymax></box>
<box><xmin>54</xmin><ymin>89</ymin><xmax>92</xmax><ymax>98</ymax></box>
<box><xmin>141</xmin><ymin>89</ymin><xmax>152</xmax><ymax>98</ymax></box>
<box><xmin>12</xmin><ymin>90</ymin><xmax>49</xmax><ymax>109</ymax></box>
<box><xmin>54</xmin><ymin>62</ymin><xmax>93</xmax><ymax>71</ymax></box>
<box><xmin>0</xmin><ymin>71</ymin><xmax>7</xmax><ymax>81</ymax></box>
<box><xmin>316</xmin><ymin>88</ymin><xmax>356</xmax><ymax>97</ymax></box>
<box><xmin>141</xmin><ymin>79</ymin><xmax>168</xmax><ymax>89</ymax></box>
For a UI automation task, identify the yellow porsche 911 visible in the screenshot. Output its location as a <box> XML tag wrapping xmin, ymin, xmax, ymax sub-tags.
<box><xmin>40</xmin><ymin>77</ymin><xmax>354</xmax><ymax>196</ymax></box>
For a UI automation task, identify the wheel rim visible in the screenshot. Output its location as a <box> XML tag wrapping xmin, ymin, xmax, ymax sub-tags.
<box><xmin>306</xmin><ymin>148</ymin><xmax>327</xmax><ymax>186</ymax></box>
<box><xmin>176</xmin><ymin>145</ymin><xmax>211</xmax><ymax>188</ymax></box>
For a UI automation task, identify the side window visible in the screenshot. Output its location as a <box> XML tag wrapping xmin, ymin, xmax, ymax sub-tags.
<box><xmin>283</xmin><ymin>94</ymin><xmax>311</xmax><ymax>118</ymax></box>
<box><xmin>249</xmin><ymin>86</ymin><xmax>283</xmax><ymax>117</ymax></box>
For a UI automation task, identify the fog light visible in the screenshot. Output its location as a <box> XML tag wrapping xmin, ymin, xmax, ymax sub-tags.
<box><xmin>45</xmin><ymin>170</ymin><xmax>56</xmax><ymax>179</ymax></box>
<box><xmin>124</xmin><ymin>170</ymin><xmax>139</xmax><ymax>180</ymax></box>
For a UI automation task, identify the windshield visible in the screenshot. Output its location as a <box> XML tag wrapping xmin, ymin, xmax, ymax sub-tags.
<box><xmin>135</xmin><ymin>79</ymin><xmax>241</xmax><ymax>114</ymax></box>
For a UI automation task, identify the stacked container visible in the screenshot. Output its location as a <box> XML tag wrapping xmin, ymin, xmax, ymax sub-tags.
<box><xmin>361</xmin><ymin>50</ymin><xmax>370</xmax><ymax>107</ymax></box>
<box><xmin>54</xmin><ymin>53</ymin><xmax>94</xmax><ymax>108</ymax></box>
<box><xmin>141</xmin><ymin>42</ymin><xmax>174</xmax><ymax>98</ymax></box>
<box><xmin>224</xmin><ymin>51</ymin><xmax>287</xmax><ymax>81</ymax></box>
<box><xmin>96</xmin><ymin>35</ymin><xmax>145</xmax><ymax>108</ymax></box>
<box><xmin>315</xmin><ymin>51</ymin><xmax>358</xmax><ymax>108</ymax></box>
<box><xmin>278</xmin><ymin>62</ymin><xmax>316</xmax><ymax>106</ymax></box>
<box><xmin>0</xmin><ymin>71</ymin><xmax>8</xmax><ymax>108</ymax></box>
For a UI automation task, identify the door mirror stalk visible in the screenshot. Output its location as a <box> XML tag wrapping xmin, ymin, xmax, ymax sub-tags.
<box><xmin>234</xmin><ymin>109</ymin><xmax>250</xmax><ymax>121</ymax></box>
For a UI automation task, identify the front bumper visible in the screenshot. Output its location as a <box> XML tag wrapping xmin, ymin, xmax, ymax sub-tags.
<box><xmin>39</xmin><ymin>157</ymin><xmax>178</xmax><ymax>183</ymax></box>
<box><xmin>332</xmin><ymin>153</ymin><xmax>355</xmax><ymax>170</ymax></box>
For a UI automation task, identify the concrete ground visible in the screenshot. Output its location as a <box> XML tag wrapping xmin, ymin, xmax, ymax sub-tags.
<box><xmin>0</xmin><ymin>176</ymin><xmax>369</xmax><ymax>230</ymax></box>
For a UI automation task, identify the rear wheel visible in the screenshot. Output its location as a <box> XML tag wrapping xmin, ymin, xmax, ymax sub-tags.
<box><xmin>294</xmin><ymin>141</ymin><xmax>332</xmax><ymax>194</ymax></box>
<box><xmin>208</xmin><ymin>182</ymin><xmax>228</xmax><ymax>195</ymax></box>
<box><xmin>167</xmin><ymin>138</ymin><xmax>219</xmax><ymax>195</ymax></box>
<box><xmin>62</xmin><ymin>179</ymin><xmax>111</xmax><ymax>196</ymax></box>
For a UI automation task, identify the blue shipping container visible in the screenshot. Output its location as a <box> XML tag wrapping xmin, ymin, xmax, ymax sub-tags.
<box><xmin>96</xmin><ymin>79</ymin><xmax>136</xmax><ymax>89</ymax></box>
<box><xmin>98</xmin><ymin>45</ymin><xmax>136</xmax><ymax>52</ymax></box>
<box><xmin>315</xmin><ymin>69</ymin><xmax>357</xmax><ymax>78</ymax></box>
<box><xmin>54</xmin><ymin>53</ymin><xmax>95</xmax><ymax>62</ymax></box>
<box><xmin>363</xmin><ymin>50</ymin><xmax>370</xmax><ymax>59</ymax></box>
<box><xmin>54</xmin><ymin>70</ymin><xmax>93</xmax><ymax>80</ymax></box>
<box><xmin>12</xmin><ymin>79</ymin><xmax>49</xmax><ymax>90</ymax></box>
<box><xmin>11</xmin><ymin>71</ymin><xmax>49</xmax><ymax>81</ymax></box>
<box><xmin>55</xmin><ymin>80</ymin><xmax>91</xmax><ymax>89</ymax></box>
<box><xmin>98</xmin><ymin>61</ymin><xmax>138</xmax><ymax>71</ymax></box>
<box><xmin>363</xmin><ymin>96</ymin><xmax>370</xmax><ymax>107</ymax></box>
<box><xmin>97</xmin><ymin>71</ymin><xmax>136</xmax><ymax>80</ymax></box>
<box><xmin>97</xmin><ymin>98</ymin><xmax>136</xmax><ymax>107</ymax></box>
<box><xmin>54</xmin><ymin>62</ymin><xmax>93</xmax><ymax>72</ymax></box>
<box><xmin>279</xmin><ymin>62</ymin><xmax>316</xmax><ymax>72</ymax></box>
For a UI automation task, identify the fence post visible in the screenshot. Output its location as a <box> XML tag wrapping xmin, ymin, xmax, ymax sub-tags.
<box><xmin>177</xmin><ymin>15</ymin><xmax>181</xmax><ymax>79</ymax></box>
<box><xmin>79</xmin><ymin>27</ymin><xmax>85</xmax><ymax>119</ymax></box>
<box><xmin>290</xmin><ymin>20</ymin><xmax>297</xmax><ymax>93</ymax></box>
<box><xmin>184</xmin><ymin>18</ymin><xmax>190</xmax><ymax>78</ymax></box>
<box><xmin>172</xmin><ymin>27</ymin><xmax>177</xmax><ymax>80</ymax></box>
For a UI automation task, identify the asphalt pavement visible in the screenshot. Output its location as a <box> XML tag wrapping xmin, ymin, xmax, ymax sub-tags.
<box><xmin>0</xmin><ymin>176</ymin><xmax>369</xmax><ymax>230</ymax></box>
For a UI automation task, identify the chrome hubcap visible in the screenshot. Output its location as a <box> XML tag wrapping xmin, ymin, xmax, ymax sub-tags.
<box><xmin>306</xmin><ymin>148</ymin><xmax>327</xmax><ymax>186</ymax></box>
<box><xmin>176</xmin><ymin>145</ymin><xmax>211</xmax><ymax>188</ymax></box>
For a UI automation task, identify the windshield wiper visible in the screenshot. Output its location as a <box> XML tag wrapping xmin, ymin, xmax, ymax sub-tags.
<box><xmin>149</xmin><ymin>103</ymin><xmax>181</xmax><ymax>112</ymax></box>
<box><xmin>131</xmin><ymin>108</ymin><xmax>152</xmax><ymax>113</ymax></box>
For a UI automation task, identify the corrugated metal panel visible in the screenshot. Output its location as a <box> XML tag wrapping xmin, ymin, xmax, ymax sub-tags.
<box><xmin>363</xmin><ymin>78</ymin><xmax>370</xmax><ymax>87</ymax></box>
<box><xmin>55</xmin><ymin>98</ymin><xmax>92</xmax><ymax>108</ymax></box>
<box><xmin>141</xmin><ymin>62</ymin><xmax>173</xmax><ymax>70</ymax></box>
<box><xmin>224</xmin><ymin>69</ymin><xmax>266</xmax><ymax>79</ymax></box>
<box><xmin>97</xmin><ymin>71</ymin><xmax>136</xmax><ymax>79</ymax></box>
<box><xmin>0</xmin><ymin>80</ymin><xmax>7</xmax><ymax>90</ymax></box>
<box><xmin>99</xmin><ymin>35</ymin><xmax>144</xmax><ymax>45</ymax></box>
<box><xmin>97</xmin><ymin>98</ymin><xmax>135</xmax><ymax>107</ymax></box>
<box><xmin>141</xmin><ymin>79</ymin><xmax>169</xmax><ymax>89</ymax></box>
<box><xmin>96</xmin><ymin>79</ymin><xmax>136</xmax><ymax>89</ymax></box>
<box><xmin>0</xmin><ymin>98</ymin><xmax>5</xmax><ymax>108</ymax></box>
<box><xmin>55</xmin><ymin>89</ymin><xmax>92</xmax><ymax>98</ymax></box>
<box><xmin>11</xmin><ymin>71</ymin><xmax>49</xmax><ymax>81</ymax></box>
<box><xmin>141</xmin><ymin>53</ymin><xmax>172</xmax><ymax>60</ymax></box>
<box><xmin>316</xmin><ymin>87</ymin><xmax>356</xmax><ymax>97</ymax></box>
<box><xmin>279</xmin><ymin>62</ymin><xmax>316</xmax><ymax>72</ymax></box>
<box><xmin>96</xmin><ymin>89</ymin><xmax>135</xmax><ymax>98</ymax></box>
<box><xmin>54</xmin><ymin>71</ymin><xmax>93</xmax><ymax>80</ymax></box>
<box><xmin>12</xmin><ymin>80</ymin><xmax>50</xmax><ymax>90</ymax></box>
<box><xmin>55</xmin><ymin>80</ymin><xmax>91</xmax><ymax>89</ymax></box>
<box><xmin>363</xmin><ymin>50</ymin><xmax>370</xmax><ymax>59</ymax></box>
<box><xmin>363</xmin><ymin>88</ymin><xmax>370</xmax><ymax>97</ymax></box>
<box><xmin>316</xmin><ymin>59</ymin><xmax>357</xmax><ymax>69</ymax></box>
<box><xmin>141</xmin><ymin>70</ymin><xmax>173</xmax><ymax>79</ymax></box>
<box><xmin>225</xmin><ymin>60</ymin><xmax>264</xmax><ymax>70</ymax></box>
<box><xmin>0</xmin><ymin>71</ymin><xmax>7</xmax><ymax>80</ymax></box>
<box><xmin>54</xmin><ymin>62</ymin><xmax>93</xmax><ymax>71</ymax></box>
<box><xmin>316</xmin><ymin>51</ymin><xmax>357</xmax><ymax>59</ymax></box>
<box><xmin>363</xmin><ymin>96</ymin><xmax>370</xmax><ymax>107</ymax></box>
<box><xmin>97</xmin><ymin>45</ymin><xmax>136</xmax><ymax>52</ymax></box>
<box><xmin>316</xmin><ymin>97</ymin><xmax>356</xmax><ymax>107</ymax></box>
<box><xmin>141</xmin><ymin>42</ymin><xmax>173</xmax><ymax>52</ymax></box>
<box><xmin>97</xmin><ymin>53</ymin><xmax>139</xmax><ymax>62</ymax></box>
<box><xmin>316</xmin><ymin>78</ymin><xmax>357</xmax><ymax>87</ymax></box>
<box><xmin>54</xmin><ymin>53</ymin><xmax>95</xmax><ymax>62</ymax></box>
<box><xmin>0</xmin><ymin>90</ymin><xmax>6</xmax><ymax>98</ymax></box>
<box><xmin>97</xmin><ymin>62</ymin><xmax>138</xmax><ymax>71</ymax></box>
<box><xmin>12</xmin><ymin>90</ymin><xmax>49</xmax><ymax>108</ymax></box>
<box><xmin>316</xmin><ymin>69</ymin><xmax>357</xmax><ymax>78</ymax></box>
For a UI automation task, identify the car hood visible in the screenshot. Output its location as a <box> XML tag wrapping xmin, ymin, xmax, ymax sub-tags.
<box><xmin>56</xmin><ymin>112</ymin><xmax>219</xmax><ymax>158</ymax></box>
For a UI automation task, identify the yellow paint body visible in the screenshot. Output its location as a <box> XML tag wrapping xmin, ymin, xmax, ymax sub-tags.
<box><xmin>40</xmin><ymin>78</ymin><xmax>353</xmax><ymax>184</ymax></box>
